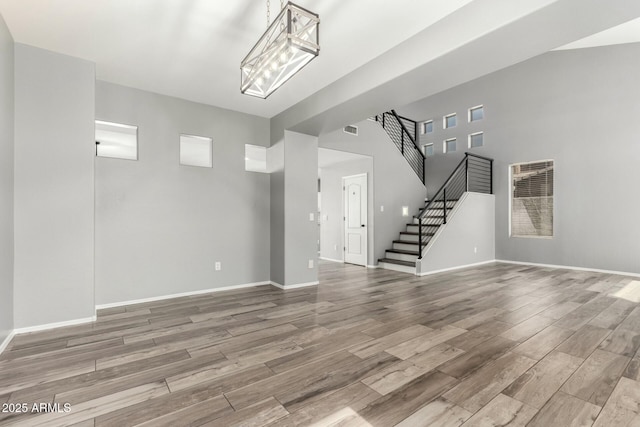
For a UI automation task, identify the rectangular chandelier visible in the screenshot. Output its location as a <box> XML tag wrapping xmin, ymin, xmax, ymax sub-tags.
<box><xmin>241</xmin><ymin>2</ymin><xmax>320</xmax><ymax>99</ymax></box>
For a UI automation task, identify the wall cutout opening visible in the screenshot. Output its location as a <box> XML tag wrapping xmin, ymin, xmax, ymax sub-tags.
<box><xmin>469</xmin><ymin>132</ymin><xmax>484</xmax><ymax>148</ymax></box>
<box><xmin>245</xmin><ymin>144</ymin><xmax>267</xmax><ymax>172</ymax></box>
<box><xmin>510</xmin><ymin>160</ymin><xmax>554</xmax><ymax>238</ymax></box>
<box><xmin>444</xmin><ymin>138</ymin><xmax>456</xmax><ymax>153</ymax></box>
<box><xmin>469</xmin><ymin>105</ymin><xmax>484</xmax><ymax>122</ymax></box>
<box><xmin>423</xmin><ymin>143</ymin><xmax>434</xmax><ymax>156</ymax></box>
<box><xmin>95</xmin><ymin>120</ymin><xmax>138</xmax><ymax>160</ymax></box>
<box><xmin>421</xmin><ymin>120</ymin><xmax>433</xmax><ymax>134</ymax></box>
<box><xmin>443</xmin><ymin>113</ymin><xmax>457</xmax><ymax>129</ymax></box>
<box><xmin>180</xmin><ymin>134</ymin><xmax>212</xmax><ymax>168</ymax></box>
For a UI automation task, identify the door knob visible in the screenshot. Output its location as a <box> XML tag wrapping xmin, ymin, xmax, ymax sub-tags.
<box><xmin>361</xmin><ymin>224</ymin><xmax>365</xmax><ymax>227</ymax></box>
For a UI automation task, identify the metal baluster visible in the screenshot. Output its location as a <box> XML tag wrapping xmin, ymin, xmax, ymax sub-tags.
<box><xmin>418</xmin><ymin>214</ymin><xmax>423</xmax><ymax>259</ymax></box>
<box><xmin>443</xmin><ymin>189</ymin><xmax>447</xmax><ymax>225</ymax></box>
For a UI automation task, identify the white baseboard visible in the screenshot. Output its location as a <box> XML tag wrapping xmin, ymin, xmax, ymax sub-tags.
<box><xmin>270</xmin><ymin>281</ymin><xmax>319</xmax><ymax>290</ymax></box>
<box><xmin>417</xmin><ymin>260</ymin><xmax>497</xmax><ymax>276</ymax></box>
<box><xmin>366</xmin><ymin>264</ymin><xmax>379</xmax><ymax>269</ymax></box>
<box><xmin>319</xmin><ymin>257</ymin><xmax>344</xmax><ymax>263</ymax></box>
<box><xmin>13</xmin><ymin>316</ymin><xmax>97</xmax><ymax>335</ymax></box>
<box><xmin>96</xmin><ymin>281</ymin><xmax>273</xmax><ymax>310</ymax></box>
<box><xmin>495</xmin><ymin>260</ymin><xmax>640</xmax><ymax>278</ymax></box>
<box><xmin>0</xmin><ymin>330</ymin><xmax>15</xmax><ymax>355</ymax></box>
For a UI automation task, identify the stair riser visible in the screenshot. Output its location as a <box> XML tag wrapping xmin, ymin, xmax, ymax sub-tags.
<box><xmin>393</xmin><ymin>242</ymin><xmax>420</xmax><ymax>251</ymax></box>
<box><xmin>378</xmin><ymin>262</ymin><xmax>416</xmax><ymax>274</ymax></box>
<box><xmin>422</xmin><ymin>208</ymin><xmax>447</xmax><ymax>216</ymax></box>
<box><xmin>399</xmin><ymin>233</ymin><xmax>419</xmax><ymax>242</ymax></box>
<box><xmin>385</xmin><ymin>252</ymin><xmax>419</xmax><ymax>262</ymax></box>
<box><xmin>412</xmin><ymin>217</ymin><xmax>445</xmax><ymax>225</ymax></box>
<box><xmin>406</xmin><ymin>225</ymin><xmax>440</xmax><ymax>234</ymax></box>
<box><xmin>427</xmin><ymin>201</ymin><xmax>456</xmax><ymax>209</ymax></box>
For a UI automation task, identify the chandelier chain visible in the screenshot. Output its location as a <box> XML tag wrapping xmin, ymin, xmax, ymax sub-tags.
<box><xmin>266</xmin><ymin>0</ymin><xmax>270</xmax><ymax>27</ymax></box>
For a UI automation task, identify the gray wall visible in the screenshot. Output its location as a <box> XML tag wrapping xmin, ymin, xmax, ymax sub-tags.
<box><xmin>418</xmin><ymin>193</ymin><xmax>495</xmax><ymax>274</ymax></box>
<box><xmin>283</xmin><ymin>131</ymin><xmax>319</xmax><ymax>286</ymax></box>
<box><xmin>400</xmin><ymin>43</ymin><xmax>640</xmax><ymax>274</ymax></box>
<box><xmin>269</xmin><ymin>140</ymin><xmax>285</xmax><ymax>286</ymax></box>
<box><xmin>13</xmin><ymin>44</ymin><xmax>95</xmax><ymax>328</ymax></box>
<box><xmin>319</xmin><ymin>158</ymin><xmax>374</xmax><ymax>265</ymax></box>
<box><xmin>95</xmin><ymin>81</ymin><xmax>271</xmax><ymax>305</ymax></box>
<box><xmin>0</xmin><ymin>15</ymin><xmax>14</xmax><ymax>343</ymax></box>
<box><xmin>319</xmin><ymin>119</ymin><xmax>426</xmax><ymax>263</ymax></box>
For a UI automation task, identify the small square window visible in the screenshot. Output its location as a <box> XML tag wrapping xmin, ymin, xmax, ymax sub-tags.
<box><xmin>469</xmin><ymin>105</ymin><xmax>484</xmax><ymax>122</ymax></box>
<box><xmin>423</xmin><ymin>143</ymin><xmax>434</xmax><ymax>156</ymax></box>
<box><xmin>245</xmin><ymin>144</ymin><xmax>267</xmax><ymax>172</ymax></box>
<box><xmin>180</xmin><ymin>134</ymin><xmax>212</xmax><ymax>168</ymax></box>
<box><xmin>421</xmin><ymin>120</ymin><xmax>433</xmax><ymax>134</ymax></box>
<box><xmin>443</xmin><ymin>113</ymin><xmax>457</xmax><ymax>129</ymax></box>
<box><xmin>95</xmin><ymin>120</ymin><xmax>138</xmax><ymax>160</ymax></box>
<box><xmin>444</xmin><ymin>138</ymin><xmax>456</xmax><ymax>153</ymax></box>
<box><xmin>469</xmin><ymin>132</ymin><xmax>484</xmax><ymax>148</ymax></box>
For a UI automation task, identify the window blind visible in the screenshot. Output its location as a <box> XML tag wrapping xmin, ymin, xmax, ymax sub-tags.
<box><xmin>511</xmin><ymin>160</ymin><xmax>554</xmax><ymax>237</ymax></box>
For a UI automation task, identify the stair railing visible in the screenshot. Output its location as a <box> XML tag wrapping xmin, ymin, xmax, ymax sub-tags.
<box><xmin>374</xmin><ymin>110</ymin><xmax>425</xmax><ymax>184</ymax></box>
<box><xmin>417</xmin><ymin>152</ymin><xmax>493</xmax><ymax>258</ymax></box>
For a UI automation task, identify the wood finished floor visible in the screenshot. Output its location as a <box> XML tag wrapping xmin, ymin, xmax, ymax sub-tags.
<box><xmin>2</xmin><ymin>261</ymin><xmax>640</xmax><ymax>426</ymax></box>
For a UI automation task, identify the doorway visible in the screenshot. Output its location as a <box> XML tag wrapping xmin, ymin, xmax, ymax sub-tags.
<box><xmin>343</xmin><ymin>173</ymin><xmax>367</xmax><ymax>266</ymax></box>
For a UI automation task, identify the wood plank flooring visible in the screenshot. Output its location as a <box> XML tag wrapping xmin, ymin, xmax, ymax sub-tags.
<box><xmin>1</xmin><ymin>261</ymin><xmax>640</xmax><ymax>426</ymax></box>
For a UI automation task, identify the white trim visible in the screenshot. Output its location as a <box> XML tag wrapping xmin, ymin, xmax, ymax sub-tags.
<box><xmin>96</xmin><ymin>281</ymin><xmax>272</xmax><ymax>310</ymax></box>
<box><xmin>13</xmin><ymin>316</ymin><xmax>97</xmax><ymax>335</ymax></box>
<box><xmin>320</xmin><ymin>257</ymin><xmax>344</xmax><ymax>263</ymax></box>
<box><xmin>495</xmin><ymin>260</ymin><xmax>640</xmax><ymax>278</ymax></box>
<box><xmin>417</xmin><ymin>260</ymin><xmax>497</xmax><ymax>276</ymax></box>
<box><xmin>366</xmin><ymin>264</ymin><xmax>379</xmax><ymax>269</ymax></box>
<box><xmin>0</xmin><ymin>330</ymin><xmax>15</xmax><ymax>355</ymax></box>
<box><xmin>270</xmin><ymin>281</ymin><xmax>319</xmax><ymax>290</ymax></box>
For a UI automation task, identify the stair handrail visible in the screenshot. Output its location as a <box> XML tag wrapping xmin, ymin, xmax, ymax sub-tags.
<box><xmin>375</xmin><ymin>111</ymin><xmax>425</xmax><ymax>184</ymax></box>
<box><xmin>416</xmin><ymin>152</ymin><xmax>494</xmax><ymax>259</ymax></box>
<box><xmin>390</xmin><ymin>110</ymin><xmax>424</xmax><ymax>159</ymax></box>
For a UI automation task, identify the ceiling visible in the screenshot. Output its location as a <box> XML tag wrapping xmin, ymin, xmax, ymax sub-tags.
<box><xmin>555</xmin><ymin>16</ymin><xmax>640</xmax><ymax>50</ymax></box>
<box><xmin>0</xmin><ymin>0</ymin><xmax>475</xmax><ymax>118</ymax></box>
<box><xmin>2</xmin><ymin>1</ymin><xmax>638</xmax><ymax>122</ymax></box>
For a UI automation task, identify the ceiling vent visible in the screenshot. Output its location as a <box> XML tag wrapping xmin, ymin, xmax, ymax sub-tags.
<box><xmin>343</xmin><ymin>125</ymin><xmax>358</xmax><ymax>136</ymax></box>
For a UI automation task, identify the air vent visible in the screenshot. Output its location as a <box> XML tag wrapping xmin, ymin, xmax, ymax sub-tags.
<box><xmin>343</xmin><ymin>125</ymin><xmax>358</xmax><ymax>136</ymax></box>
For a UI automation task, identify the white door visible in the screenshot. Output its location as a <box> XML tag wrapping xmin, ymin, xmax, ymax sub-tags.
<box><xmin>343</xmin><ymin>174</ymin><xmax>367</xmax><ymax>266</ymax></box>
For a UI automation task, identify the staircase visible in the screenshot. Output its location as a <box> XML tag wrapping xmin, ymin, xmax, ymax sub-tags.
<box><xmin>378</xmin><ymin>152</ymin><xmax>494</xmax><ymax>274</ymax></box>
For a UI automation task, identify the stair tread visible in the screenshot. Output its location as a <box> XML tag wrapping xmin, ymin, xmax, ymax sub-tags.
<box><xmin>386</xmin><ymin>249</ymin><xmax>420</xmax><ymax>255</ymax></box>
<box><xmin>406</xmin><ymin>223</ymin><xmax>441</xmax><ymax>227</ymax></box>
<box><xmin>400</xmin><ymin>232</ymin><xmax>436</xmax><ymax>236</ymax></box>
<box><xmin>378</xmin><ymin>258</ymin><xmax>416</xmax><ymax>267</ymax></box>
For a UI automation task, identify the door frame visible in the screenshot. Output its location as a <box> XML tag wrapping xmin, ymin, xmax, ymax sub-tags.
<box><xmin>342</xmin><ymin>173</ymin><xmax>368</xmax><ymax>266</ymax></box>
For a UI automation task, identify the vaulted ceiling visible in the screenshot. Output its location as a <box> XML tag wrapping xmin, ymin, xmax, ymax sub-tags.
<box><xmin>1</xmin><ymin>0</ymin><xmax>639</xmax><ymax>124</ymax></box>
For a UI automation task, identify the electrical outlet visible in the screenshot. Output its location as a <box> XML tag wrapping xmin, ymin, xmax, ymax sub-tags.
<box><xmin>474</xmin><ymin>247</ymin><xmax>477</xmax><ymax>254</ymax></box>
<box><xmin>215</xmin><ymin>262</ymin><xmax>221</xmax><ymax>271</ymax></box>
<box><xmin>308</xmin><ymin>259</ymin><xmax>314</xmax><ymax>269</ymax></box>
<box><xmin>380</xmin><ymin>205</ymin><xmax>384</xmax><ymax>212</ymax></box>
<box><xmin>309</xmin><ymin>213</ymin><xmax>314</xmax><ymax>221</ymax></box>
<box><xmin>334</xmin><ymin>244</ymin><xmax>337</xmax><ymax>251</ymax></box>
